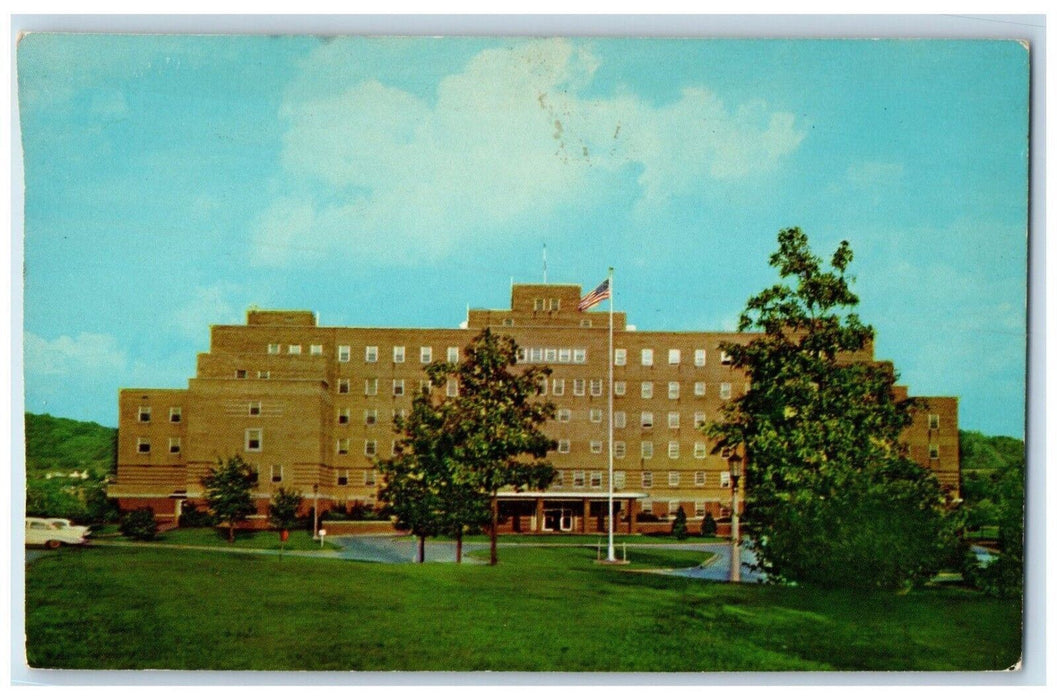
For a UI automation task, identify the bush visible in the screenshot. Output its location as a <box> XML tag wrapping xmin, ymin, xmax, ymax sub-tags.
<box><xmin>178</xmin><ymin>503</ymin><xmax>215</xmax><ymax>528</ymax></box>
<box><xmin>637</xmin><ymin>512</ymin><xmax>661</xmax><ymax>523</ymax></box>
<box><xmin>671</xmin><ymin>507</ymin><xmax>688</xmax><ymax>540</ymax></box>
<box><xmin>120</xmin><ymin>507</ymin><xmax>158</xmax><ymax>541</ymax></box>
<box><xmin>700</xmin><ymin>511</ymin><xmax>718</xmax><ymax>537</ymax></box>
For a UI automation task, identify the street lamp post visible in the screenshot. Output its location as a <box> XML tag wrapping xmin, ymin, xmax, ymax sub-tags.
<box><xmin>313</xmin><ymin>483</ymin><xmax>319</xmax><ymax>540</ymax></box>
<box><xmin>728</xmin><ymin>453</ymin><xmax>743</xmax><ymax>583</ymax></box>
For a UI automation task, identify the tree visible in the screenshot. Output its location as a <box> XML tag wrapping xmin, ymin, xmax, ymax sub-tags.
<box><xmin>700</xmin><ymin>511</ymin><xmax>718</xmax><ymax>537</ymax></box>
<box><xmin>201</xmin><ymin>455</ymin><xmax>257</xmax><ymax>543</ymax></box>
<box><xmin>671</xmin><ymin>506</ymin><xmax>689</xmax><ymax>540</ymax></box>
<box><xmin>705</xmin><ymin>227</ymin><xmax>955</xmax><ymax>589</ymax></box>
<box><xmin>120</xmin><ymin>506</ymin><xmax>158</xmax><ymax>541</ymax></box>
<box><xmin>431</xmin><ymin>329</ymin><xmax>557</xmax><ymax>566</ymax></box>
<box><xmin>268</xmin><ymin>487</ymin><xmax>303</xmax><ymax>531</ymax></box>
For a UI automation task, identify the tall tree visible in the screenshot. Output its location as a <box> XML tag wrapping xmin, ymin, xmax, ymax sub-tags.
<box><xmin>433</xmin><ymin>329</ymin><xmax>557</xmax><ymax>566</ymax></box>
<box><xmin>268</xmin><ymin>487</ymin><xmax>303</xmax><ymax>531</ymax></box>
<box><xmin>201</xmin><ymin>455</ymin><xmax>257</xmax><ymax>543</ymax></box>
<box><xmin>706</xmin><ymin>227</ymin><xmax>955</xmax><ymax>589</ymax></box>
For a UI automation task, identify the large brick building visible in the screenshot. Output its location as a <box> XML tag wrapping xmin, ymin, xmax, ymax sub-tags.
<box><xmin>109</xmin><ymin>283</ymin><xmax>960</xmax><ymax>532</ymax></box>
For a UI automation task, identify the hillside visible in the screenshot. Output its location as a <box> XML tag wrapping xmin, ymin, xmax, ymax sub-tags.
<box><xmin>25</xmin><ymin>413</ymin><xmax>117</xmax><ymax>480</ymax></box>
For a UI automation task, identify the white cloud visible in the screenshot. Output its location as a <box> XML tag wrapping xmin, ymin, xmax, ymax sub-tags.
<box><xmin>24</xmin><ymin>331</ymin><xmax>127</xmax><ymax>377</ymax></box>
<box><xmin>173</xmin><ymin>283</ymin><xmax>242</xmax><ymax>339</ymax></box>
<box><xmin>252</xmin><ymin>38</ymin><xmax>805</xmax><ymax>267</ymax></box>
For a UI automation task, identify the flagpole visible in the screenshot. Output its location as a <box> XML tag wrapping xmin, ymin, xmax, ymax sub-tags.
<box><xmin>607</xmin><ymin>267</ymin><xmax>616</xmax><ymax>562</ymax></box>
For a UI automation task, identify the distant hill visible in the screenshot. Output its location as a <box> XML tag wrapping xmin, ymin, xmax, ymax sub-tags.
<box><xmin>25</xmin><ymin>413</ymin><xmax>117</xmax><ymax>480</ymax></box>
<box><xmin>959</xmin><ymin>430</ymin><xmax>1025</xmax><ymax>474</ymax></box>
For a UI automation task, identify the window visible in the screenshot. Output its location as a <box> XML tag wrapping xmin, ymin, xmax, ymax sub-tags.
<box><xmin>668</xmin><ymin>442</ymin><xmax>680</xmax><ymax>459</ymax></box>
<box><xmin>614</xmin><ymin>348</ymin><xmax>627</xmax><ymax>366</ymax></box>
<box><xmin>929</xmin><ymin>414</ymin><xmax>940</xmax><ymax>430</ymax></box>
<box><xmin>668</xmin><ymin>470</ymin><xmax>680</xmax><ymax>486</ymax></box>
<box><xmin>641</xmin><ymin>381</ymin><xmax>653</xmax><ymax>399</ymax></box>
<box><xmin>365</xmin><ymin>346</ymin><xmax>378</xmax><ymax>362</ymax></box>
<box><xmin>590</xmin><ymin>379</ymin><xmax>603</xmax><ymax>397</ymax></box>
<box><xmin>537</xmin><ymin>377</ymin><xmax>547</xmax><ymax>396</ymax></box>
<box><xmin>364</xmin><ymin>378</ymin><xmax>377</xmax><ymax>396</ymax></box>
<box><xmin>720</xmin><ymin>350</ymin><xmax>733</xmax><ymax>366</ymax></box>
<box><xmin>245</xmin><ymin>429</ymin><xmax>262</xmax><ymax>452</ymax></box>
<box><xmin>694</xmin><ymin>412</ymin><xmax>707</xmax><ymax>428</ymax></box>
<box><xmin>169</xmin><ymin>406</ymin><xmax>182</xmax><ymax>422</ymax></box>
<box><xmin>695</xmin><ymin>471</ymin><xmax>706</xmax><ymax>486</ymax></box>
<box><xmin>668</xmin><ymin>501</ymin><xmax>681</xmax><ymax>517</ymax></box>
<box><xmin>169</xmin><ymin>438</ymin><xmax>181</xmax><ymax>454</ymax></box>
<box><xmin>364</xmin><ymin>469</ymin><xmax>377</xmax><ymax>486</ymax></box>
<box><xmin>337</xmin><ymin>438</ymin><xmax>350</xmax><ymax>455</ymax></box>
<box><xmin>365</xmin><ymin>440</ymin><xmax>378</xmax><ymax>457</ymax></box>
<box><xmin>446</xmin><ymin>379</ymin><xmax>458</xmax><ymax>397</ymax></box>
<box><xmin>271</xmin><ymin>465</ymin><xmax>283</xmax><ymax>483</ymax></box>
<box><xmin>558</xmin><ymin>348</ymin><xmax>572</xmax><ymax>363</ymax></box>
<box><xmin>339</xmin><ymin>378</ymin><xmax>351</xmax><ymax>394</ymax></box>
<box><xmin>590</xmin><ymin>471</ymin><xmax>603</xmax><ymax>488</ymax></box>
<box><xmin>929</xmin><ymin>444</ymin><xmax>940</xmax><ymax>460</ymax></box>
<box><xmin>668</xmin><ymin>412</ymin><xmax>680</xmax><ymax>429</ymax></box>
<box><xmin>553</xmin><ymin>379</ymin><xmax>565</xmax><ymax>396</ymax></box>
<box><xmin>641</xmin><ymin>498</ymin><xmax>654</xmax><ymax>514</ymax></box>
<box><xmin>668</xmin><ymin>381</ymin><xmax>680</xmax><ymax>399</ymax></box>
<box><xmin>668</xmin><ymin>349</ymin><xmax>681</xmax><ymax>365</ymax></box>
<box><xmin>580</xmin><ymin>319</ymin><xmax>592</xmax><ymax>328</ymax></box>
<box><xmin>420</xmin><ymin>346</ymin><xmax>432</xmax><ymax>363</ymax></box>
<box><xmin>641</xmin><ymin>348</ymin><xmax>654</xmax><ymax>366</ymax></box>
<box><xmin>235</xmin><ymin>369</ymin><xmax>247</xmax><ymax>379</ymax></box>
<box><xmin>419</xmin><ymin>379</ymin><xmax>432</xmax><ymax>394</ymax></box>
<box><xmin>288</xmin><ymin>344</ymin><xmax>302</xmax><ymax>355</ymax></box>
<box><xmin>337</xmin><ymin>408</ymin><xmax>350</xmax><ymax>424</ymax></box>
<box><xmin>614</xmin><ymin>411</ymin><xmax>626</xmax><ymax>428</ymax></box>
<box><xmin>720</xmin><ymin>471</ymin><xmax>731</xmax><ymax>488</ymax></box>
<box><xmin>590</xmin><ymin>408</ymin><xmax>603</xmax><ymax>423</ymax></box>
<box><xmin>337</xmin><ymin>470</ymin><xmax>349</xmax><ymax>486</ymax></box>
<box><xmin>533</xmin><ymin>298</ymin><xmax>544</xmax><ymax>311</ymax></box>
<box><xmin>258</xmin><ymin>370</ymin><xmax>270</xmax><ymax>379</ymax></box>
<box><xmin>338</xmin><ymin>345</ymin><xmax>351</xmax><ymax>362</ymax></box>
<box><xmin>614</xmin><ymin>442</ymin><xmax>626</xmax><ymax>459</ymax></box>
<box><xmin>310</xmin><ymin>344</ymin><xmax>323</xmax><ymax>356</ymax></box>
<box><xmin>529</xmin><ymin>348</ymin><xmax>543</xmax><ymax>362</ymax></box>
<box><xmin>641</xmin><ymin>412</ymin><xmax>654</xmax><ymax>428</ymax></box>
<box><xmin>573</xmin><ymin>379</ymin><xmax>585</xmax><ymax>396</ymax></box>
<box><xmin>573</xmin><ymin>348</ymin><xmax>587</xmax><ymax>364</ymax></box>
<box><xmin>393</xmin><ymin>346</ymin><xmax>405</xmax><ymax>363</ymax></box>
<box><xmin>694</xmin><ymin>382</ymin><xmax>706</xmax><ymax>397</ymax></box>
<box><xmin>641</xmin><ymin>442</ymin><xmax>654</xmax><ymax>459</ymax></box>
<box><xmin>695</xmin><ymin>501</ymin><xmax>706</xmax><ymax>517</ymax></box>
<box><xmin>694</xmin><ymin>349</ymin><xmax>706</xmax><ymax>367</ymax></box>
<box><xmin>268</xmin><ymin>343</ymin><xmax>281</xmax><ymax>355</ymax></box>
<box><xmin>393</xmin><ymin>379</ymin><xmax>405</xmax><ymax>397</ymax></box>
<box><xmin>694</xmin><ymin>443</ymin><xmax>707</xmax><ymax>459</ymax></box>
<box><xmin>502</xmin><ymin>319</ymin><xmax>515</xmax><ymax>327</ymax></box>
<box><xmin>573</xmin><ymin>470</ymin><xmax>586</xmax><ymax>487</ymax></box>
<box><xmin>138</xmin><ymin>406</ymin><xmax>151</xmax><ymax>422</ymax></box>
<box><xmin>719</xmin><ymin>382</ymin><xmax>732</xmax><ymax>400</ymax></box>
<box><xmin>549</xmin><ymin>299</ymin><xmax>560</xmax><ymax>311</ymax></box>
<box><xmin>590</xmin><ymin>441</ymin><xmax>603</xmax><ymax>454</ymax></box>
<box><xmin>248</xmin><ymin>401</ymin><xmax>261</xmax><ymax>416</ymax></box>
<box><xmin>558</xmin><ymin>440</ymin><xmax>571</xmax><ymax>454</ymax></box>
<box><xmin>557</xmin><ymin>408</ymin><xmax>572</xmax><ymax>423</ymax></box>
<box><xmin>364</xmin><ymin>409</ymin><xmax>377</xmax><ymax>426</ymax></box>
<box><xmin>641</xmin><ymin>471</ymin><xmax>653</xmax><ymax>487</ymax></box>
<box><xmin>614</xmin><ymin>471</ymin><xmax>626</xmax><ymax>489</ymax></box>
<box><xmin>447</xmin><ymin>346</ymin><xmax>459</xmax><ymax>363</ymax></box>
<box><xmin>137</xmin><ymin>438</ymin><xmax>151</xmax><ymax>453</ymax></box>
<box><xmin>614</xmin><ymin>381</ymin><xmax>626</xmax><ymax>396</ymax></box>
<box><xmin>553</xmin><ymin>470</ymin><xmax>564</xmax><ymax>487</ymax></box>
<box><xmin>545</xmin><ymin>348</ymin><xmax>557</xmax><ymax>362</ymax></box>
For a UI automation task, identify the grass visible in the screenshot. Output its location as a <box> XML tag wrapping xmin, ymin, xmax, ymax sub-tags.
<box><xmin>454</xmin><ymin>533</ymin><xmax>727</xmax><ymax>545</ymax></box>
<box><xmin>25</xmin><ymin>545</ymin><xmax>1021</xmax><ymax>672</ymax></box>
<box><xmin>108</xmin><ymin>527</ymin><xmax>342</xmax><ymax>551</ymax></box>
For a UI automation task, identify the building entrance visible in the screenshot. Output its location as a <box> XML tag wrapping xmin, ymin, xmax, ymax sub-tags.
<box><xmin>543</xmin><ymin>508</ymin><xmax>573</xmax><ymax>532</ymax></box>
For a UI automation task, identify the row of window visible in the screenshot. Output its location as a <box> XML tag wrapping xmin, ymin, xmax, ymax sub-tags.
<box><xmin>553</xmin><ymin>469</ymin><xmax>732</xmax><ymax>489</ymax></box>
<box><xmin>137</xmin><ymin>406</ymin><xmax>182</xmax><ymax>423</ymax></box>
<box><xmin>337</xmin><ymin>378</ymin><xmax>459</xmax><ymax>397</ymax></box>
<box><xmin>268</xmin><ymin>344</ymin><xmax>462</xmax><ymax>365</ymax></box>
<box><xmin>614</xmin><ymin>348</ymin><xmax>732</xmax><ymax>367</ymax></box>
<box><xmin>517</xmin><ymin>347</ymin><xmax>589</xmax><ymax>364</ymax></box>
<box><xmin>557</xmin><ymin>440</ymin><xmax>721</xmax><ymax>460</ymax></box>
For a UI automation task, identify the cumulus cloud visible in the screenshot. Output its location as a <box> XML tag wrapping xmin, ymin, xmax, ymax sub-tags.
<box><xmin>173</xmin><ymin>283</ymin><xmax>242</xmax><ymax>338</ymax></box>
<box><xmin>24</xmin><ymin>331</ymin><xmax>128</xmax><ymax>376</ymax></box>
<box><xmin>252</xmin><ymin>38</ymin><xmax>805</xmax><ymax>267</ymax></box>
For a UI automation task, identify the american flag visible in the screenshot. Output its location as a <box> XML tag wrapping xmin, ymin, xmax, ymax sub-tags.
<box><xmin>577</xmin><ymin>278</ymin><xmax>611</xmax><ymax>312</ymax></box>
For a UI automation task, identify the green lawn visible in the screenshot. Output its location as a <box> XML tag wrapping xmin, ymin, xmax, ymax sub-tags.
<box><xmin>454</xmin><ymin>533</ymin><xmax>727</xmax><ymax>545</ymax></box>
<box><xmin>106</xmin><ymin>527</ymin><xmax>342</xmax><ymax>551</ymax></box>
<box><xmin>25</xmin><ymin>546</ymin><xmax>1021</xmax><ymax>672</ymax></box>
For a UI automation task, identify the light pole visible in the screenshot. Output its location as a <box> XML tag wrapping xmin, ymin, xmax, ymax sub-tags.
<box><xmin>312</xmin><ymin>483</ymin><xmax>319</xmax><ymax>540</ymax></box>
<box><xmin>728</xmin><ymin>453</ymin><xmax>743</xmax><ymax>583</ymax></box>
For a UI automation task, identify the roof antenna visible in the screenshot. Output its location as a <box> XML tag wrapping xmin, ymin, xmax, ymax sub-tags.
<box><xmin>543</xmin><ymin>243</ymin><xmax>548</xmax><ymax>284</ymax></box>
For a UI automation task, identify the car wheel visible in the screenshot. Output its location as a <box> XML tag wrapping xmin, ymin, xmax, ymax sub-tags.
<box><xmin>45</xmin><ymin>540</ymin><xmax>61</xmax><ymax>550</ymax></box>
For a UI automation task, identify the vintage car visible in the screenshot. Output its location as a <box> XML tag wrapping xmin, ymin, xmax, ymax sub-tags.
<box><xmin>25</xmin><ymin>517</ymin><xmax>91</xmax><ymax>548</ymax></box>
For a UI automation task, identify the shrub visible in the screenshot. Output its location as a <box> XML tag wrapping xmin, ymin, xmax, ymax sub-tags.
<box><xmin>179</xmin><ymin>503</ymin><xmax>215</xmax><ymax>528</ymax></box>
<box><xmin>120</xmin><ymin>507</ymin><xmax>158</xmax><ymax>541</ymax></box>
<box><xmin>671</xmin><ymin>506</ymin><xmax>688</xmax><ymax>540</ymax></box>
<box><xmin>700</xmin><ymin>511</ymin><xmax>718</xmax><ymax>537</ymax></box>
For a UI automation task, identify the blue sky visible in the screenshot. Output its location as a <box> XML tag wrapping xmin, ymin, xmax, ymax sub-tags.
<box><xmin>17</xmin><ymin>35</ymin><xmax>1028</xmax><ymax>437</ymax></box>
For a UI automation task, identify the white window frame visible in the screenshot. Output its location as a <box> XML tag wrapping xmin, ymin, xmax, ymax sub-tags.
<box><xmin>614</xmin><ymin>411</ymin><xmax>626</xmax><ymax>428</ymax></box>
<box><xmin>558</xmin><ymin>348</ymin><xmax>572</xmax><ymax>363</ymax></box>
<box><xmin>720</xmin><ymin>471</ymin><xmax>731</xmax><ymax>488</ymax></box>
<box><xmin>720</xmin><ymin>382</ymin><xmax>732</xmax><ymax>400</ymax></box>
<box><xmin>337</xmin><ymin>438</ymin><xmax>350</xmax><ymax>455</ymax></box>
<box><xmin>668</xmin><ymin>442</ymin><xmax>680</xmax><ymax>459</ymax></box>
<box><xmin>641</xmin><ymin>348</ymin><xmax>654</xmax><ymax>366</ymax></box>
<box><xmin>695</xmin><ymin>471</ymin><xmax>706</xmax><ymax>486</ymax></box>
<box><xmin>573</xmin><ymin>348</ymin><xmax>587</xmax><ymax>364</ymax></box>
<box><xmin>614</xmin><ymin>348</ymin><xmax>627</xmax><ymax>366</ymax></box>
<box><xmin>169</xmin><ymin>437</ymin><xmax>181</xmax><ymax>454</ymax></box>
<box><xmin>668</xmin><ymin>412</ymin><xmax>680</xmax><ymax>429</ymax></box>
<box><xmin>138</xmin><ymin>406</ymin><xmax>151</xmax><ymax>423</ymax></box>
<box><xmin>446</xmin><ymin>379</ymin><xmax>458</xmax><ymax>397</ymax></box>
<box><xmin>270</xmin><ymin>464</ymin><xmax>283</xmax><ymax>483</ymax></box>
<box><xmin>337</xmin><ymin>408</ymin><xmax>350</xmax><ymax>424</ymax></box>
<box><xmin>694</xmin><ymin>412</ymin><xmax>707</xmax><ymax>428</ymax></box>
<box><xmin>393</xmin><ymin>346</ymin><xmax>405</xmax><ymax>363</ymax></box>
<box><xmin>614</xmin><ymin>441</ymin><xmax>626</xmax><ymax>459</ymax></box>
<box><xmin>267</xmin><ymin>343</ymin><xmax>281</xmax><ymax>355</ymax></box>
<box><xmin>447</xmin><ymin>346</ymin><xmax>459</xmax><ymax>363</ymax></box>
<box><xmin>558</xmin><ymin>440</ymin><xmax>571</xmax><ymax>454</ymax></box>
<box><xmin>364</xmin><ymin>409</ymin><xmax>377</xmax><ymax>426</ymax></box>
<box><xmin>641</xmin><ymin>411</ymin><xmax>654</xmax><ymax>428</ymax></box>
<box><xmin>337</xmin><ymin>469</ymin><xmax>349</xmax><ymax>486</ymax></box>
<box><xmin>557</xmin><ymin>408</ymin><xmax>572</xmax><ymax>423</ymax></box>
<box><xmin>573</xmin><ymin>470</ymin><xmax>586</xmax><ymax>487</ymax></box>
<box><xmin>668</xmin><ymin>349</ymin><xmax>681</xmax><ymax>365</ymax></box>
<box><xmin>614</xmin><ymin>381</ymin><xmax>626</xmax><ymax>396</ymax></box>
<box><xmin>589</xmin><ymin>471</ymin><xmax>603</xmax><ymax>488</ymax></box>
<box><xmin>364</xmin><ymin>440</ymin><xmax>378</xmax><ymax>457</ymax></box>
<box><xmin>641</xmin><ymin>441</ymin><xmax>654</xmax><ymax>459</ymax></box>
<box><xmin>245</xmin><ymin>429</ymin><xmax>262</xmax><ymax>452</ymax></box>
<box><xmin>668</xmin><ymin>470</ymin><xmax>680</xmax><ymax>486</ymax></box>
<box><xmin>420</xmin><ymin>346</ymin><xmax>432</xmax><ymax>363</ymax></box>
<box><xmin>310</xmin><ymin>344</ymin><xmax>323</xmax><ymax>356</ymax></box>
<box><xmin>668</xmin><ymin>381</ymin><xmax>680</xmax><ymax>400</ymax></box>
<box><xmin>338</xmin><ymin>345</ymin><xmax>351</xmax><ymax>362</ymax></box>
<box><xmin>288</xmin><ymin>344</ymin><xmax>302</xmax><ymax>355</ymax></box>
<box><xmin>364</xmin><ymin>378</ymin><xmax>377</xmax><ymax>396</ymax></box>
<box><xmin>553</xmin><ymin>379</ymin><xmax>565</xmax><ymax>396</ymax></box>
<box><xmin>694</xmin><ymin>349</ymin><xmax>706</xmax><ymax>367</ymax></box>
<box><xmin>929</xmin><ymin>414</ymin><xmax>940</xmax><ymax>430</ymax></box>
<box><xmin>929</xmin><ymin>444</ymin><xmax>940</xmax><ymax>459</ymax></box>
<box><xmin>364</xmin><ymin>469</ymin><xmax>377</xmax><ymax>486</ymax></box>
<box><xmin>365</xmin><ymin>346</ymin><xmax>378</xmax><ymax>363</ymax></box>
<box><xmin>641</xmin><ymin>381</ymin><xmax>653</xmax><ymax>399</ymax></box>
<box><xmin>573</xmin><ymin>379</ymin><xmax>586</xmax><ymax>396</ymax></box>
<box><xmin>720</xmin><ymin>350</ymin><xmax>733</xmax><ymax>366</ymax></box>
<box><xmin>393</xmin><ymin>379</ymin><xmax>405</xmax><ymax>397</ymax></box>
<box><xmin>694</xmin><ymin>443</ymin><xmax>707</xmax><ymax>459</ymax></box>
<box><xmin>614</xmin><ymin>471</ymin><xmax>626</xmax><ymax>489</ymax></box>
<box><xmin>338</xmin><ymin>378</ymin><xmax>351</xmax><ymax>394</ymax></box>
<box><xmin>258</xmin><ymin>370</ymin><xmax>270</xmax><ymax>379</ymax></box>
<box><xmin>590</xmin><ymin>378</ymin><xmax>603</xmax><ymax>397</ymax></box>
<box><xmin>169</xmin><ymin>406</ymin><xmax>182</xmax><ymax>422</ymax></box>
<box><xmin>137</xmin><ymin>437</ymin><xmax>151</xmax><ymax>453</ymax></box>
<box><xmin>590</xmin><ymin>441</ymin><xmax>603</xmax><ymax>454</ymax></box>
<box><xmin>248</xmin><ymin>401</ymin><xmax>262</xmax><ymax>416</ymax></box>
<box><xmin>694</xmin><ymin>382</ymin><xmax>706</xmax><ymax>397</ymax></box>
<box><xmin>641</xmin><ymin>471</ymin><xmax>653</xmax><ymax>487</ymax></box>
<box><xmin>545</xmin><ymin>348</ymin><xmax>558</xmax><ymax>362</ymax></box>
<box><xmin>590</xmin><ymin>408</ymin><xmax>603</xmax><ymax>423</ymax></box>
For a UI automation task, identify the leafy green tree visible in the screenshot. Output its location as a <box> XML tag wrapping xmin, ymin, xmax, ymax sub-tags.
<box><xmin>268</xmin><ymin>487</ymin><xmax>303</xmax><ymax>531</ymax></box>
<box><xmin>431</xmin><ymin>329</ymin><xmax>557</xmax><ymax>566</ymax></box>
<box><xmin>706</xmin><ymin>227</ymin><xmax>954</xmax><ymax>590</ymax></box>
<box><xmin>201</xmin><ymin>455</ymin><xmax>258</xmax><ymax>543</ymax></box>
<box><xmin>671</xmin><ymin>506</ymin><xmax>689</xmax><ymax>540</ymax></box>
<box><xmin>120</xmin><ymin>507</ymin><xmax>158</xmax><ymax>541</ymax></box>
<box><xmin>700</xmin><ymin>511</ymin><xmax>718</xmax><ymax>537</ymax></box>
